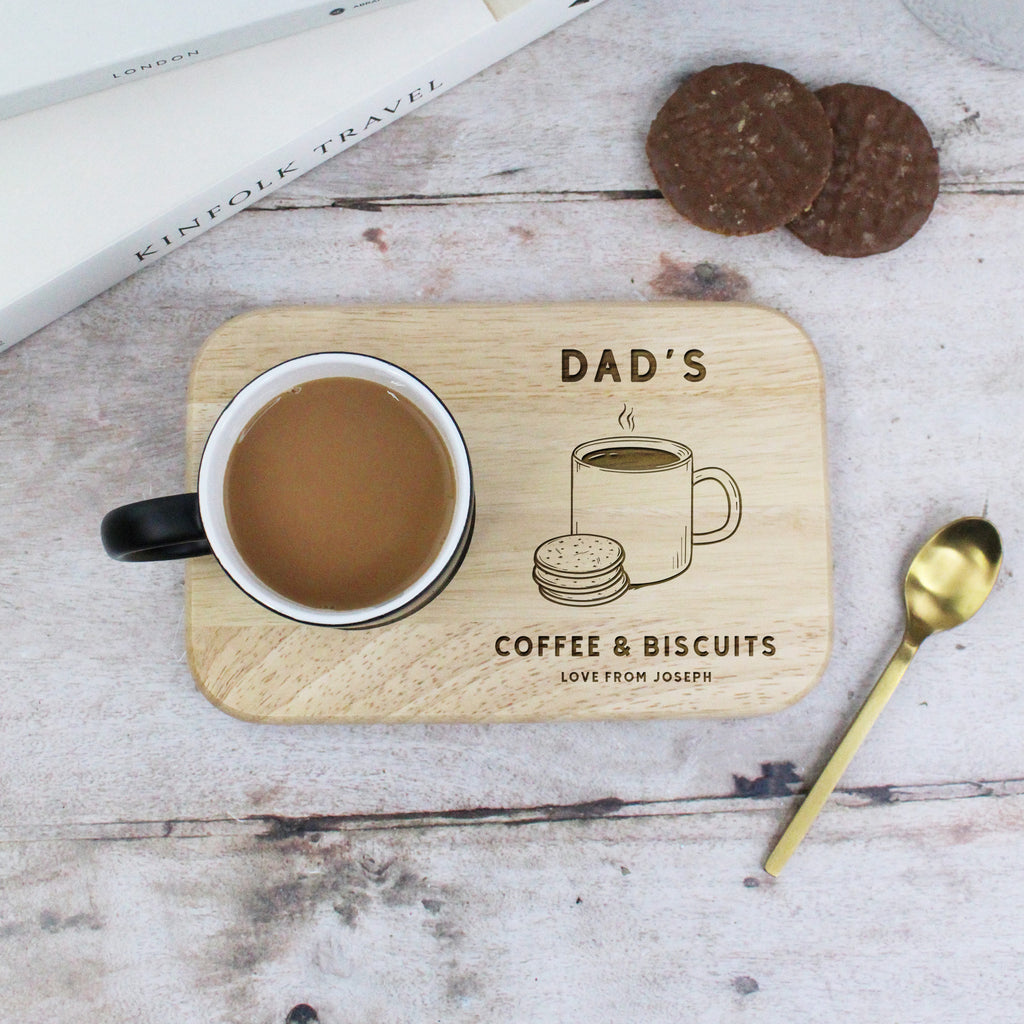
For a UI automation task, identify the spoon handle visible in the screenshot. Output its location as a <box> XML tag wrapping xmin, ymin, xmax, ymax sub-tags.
<box><xmin>764</xmin><ymin>634</ymin><xmax>919</xmax><ymax>876</ymax></box>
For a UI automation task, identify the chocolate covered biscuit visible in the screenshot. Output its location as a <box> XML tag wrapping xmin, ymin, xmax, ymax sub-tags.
<box><xmin>646</xmin><ymin>63</ymin><xmax>833</xmax><ymax>236</ymax></box>
<box><xmin>787</xmin><ymin>83</ymin><xmax>939</xmax><ymax>257</ymax></box>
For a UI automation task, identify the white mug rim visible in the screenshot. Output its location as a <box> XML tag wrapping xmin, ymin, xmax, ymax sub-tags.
<box><xmin>196</xmin><ymin>352</ymin><xmax>473</xmax><ymax>626</ymax></box>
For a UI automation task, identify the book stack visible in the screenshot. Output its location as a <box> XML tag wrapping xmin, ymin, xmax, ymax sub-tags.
<box><xmin>0</xmin><ymin>0</ymin><xmax>608</xmax><ymax>352</ymax></box>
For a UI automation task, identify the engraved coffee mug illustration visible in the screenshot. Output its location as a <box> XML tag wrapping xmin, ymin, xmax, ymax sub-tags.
<box><xmin>570</xmin><ymin>435</ymin><xmax>741</xmax><ymax>588</ymax></box>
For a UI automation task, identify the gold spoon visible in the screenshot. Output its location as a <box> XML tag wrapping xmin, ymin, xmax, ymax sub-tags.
<box><xmin>764</xmin><ymin>516</ymin><xmax>1002</xmax><ymax>876</ymax></box>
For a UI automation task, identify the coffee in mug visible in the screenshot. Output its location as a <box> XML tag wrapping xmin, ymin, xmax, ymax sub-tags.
<box><xmin>224</xmin><ymin>376</ymin><xmax>456</xmax><ymax>611</ymax></box>
<box><xmin>101</xmin><ymin>353</ymin><xmax>474</xmax><ymax>628</ymax></box>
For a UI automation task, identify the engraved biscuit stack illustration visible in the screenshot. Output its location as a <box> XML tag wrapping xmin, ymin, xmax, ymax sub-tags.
<box><xmin>532</xmin><ymin>534</ymin><xmax>630</xmax><ymax>607</ymax></box>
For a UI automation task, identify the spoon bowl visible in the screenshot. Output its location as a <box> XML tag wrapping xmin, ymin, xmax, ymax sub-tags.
<box><xmin>765</xmin><ymin>516</ymin><xmax>1002</xmax><ymax>875</ymax></box>
<box><xmin>905</xmin><ymin>517</ymin><xmax>1003</xmax><ymax>643</ymax></box>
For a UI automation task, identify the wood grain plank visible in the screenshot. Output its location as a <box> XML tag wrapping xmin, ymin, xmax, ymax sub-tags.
<box><xmin>2</xmin><ymin>791</ymin><xmax>1023</xmax><ymax>1021</ymax></box>
<box><xmin>1</xmin><ymin>190</ymin><xmax>1020</xmax><ymax>829</ymax></box>
<box><xmin>259</xmin><ymin>0</ymin><xmax>1024</xmax><ymax>210</ymax></box>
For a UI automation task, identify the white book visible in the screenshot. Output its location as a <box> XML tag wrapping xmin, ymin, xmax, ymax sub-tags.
<box><xmin>0</xmin><ymin>0</ymin><xmax>417</xmax><ymax>120</ymax></box>
<box><xmin>0</xmin><ymin>0</ymin><xmax>608</xmax><ymax>353</ymax></box>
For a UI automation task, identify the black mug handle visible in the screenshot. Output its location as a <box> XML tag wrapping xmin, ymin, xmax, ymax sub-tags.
<box><xmin>101</xmin><ymin>493</ymin><xmax>212</xmax><ymax>561</ymax></box>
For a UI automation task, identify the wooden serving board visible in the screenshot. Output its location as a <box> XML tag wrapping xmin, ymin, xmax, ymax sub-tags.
<box><xmin>185</xmin><ymin>303</ymin><xmax>831</xmax><ymax>723</ymax></box>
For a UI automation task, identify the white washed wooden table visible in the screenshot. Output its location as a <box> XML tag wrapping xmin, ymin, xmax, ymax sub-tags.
<box><xmin>2</xmin><ymin>1</ymin><xmax>1022</xmax><ymax>1020</ymax></box>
